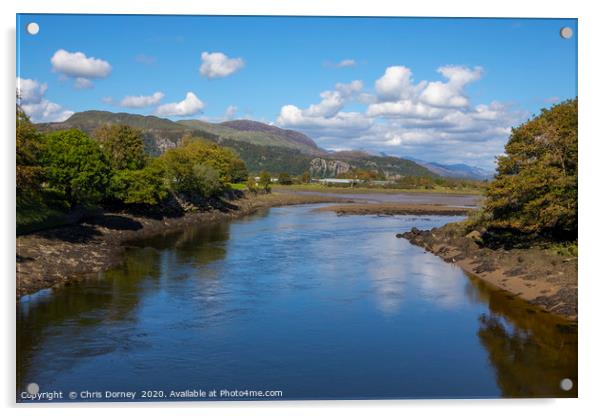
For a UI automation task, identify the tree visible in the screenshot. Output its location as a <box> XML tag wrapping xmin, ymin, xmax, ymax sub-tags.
<box><xmin>174</xmin><ymin>137</ymin><xmax>247</xmax><ymax>184</ymax></box>
<box><xmin>300</xmin><ymin>171</ymin><xmax>311</xmax><ymax>184</ymax></box>
<box><xmin>41</xmin><ymin>130</ymin><xmax>112</xmax><ymax>206</ymax></box>
<box><xmin>278</xmin><ymin>172</ymin><xmax>293</xmax><ymax>185</ymax></box>
<box><xmin>258</xmin><ymin>170</ymin><xmax>272</xmax><ymax>193</ymax></box>
<box><xmin>16</xmin><ymin>106</ymin><xmax>43</xmax><ymax>199</ymax></box>
<box><xmin>229</xmin><ymin>158</ymin><xmax>249</xmax><ymax>183</ymax></box>
<box><xmin>93</xmin><ymin>125</ymin><xmax>146</xmax><ymax>170</ymax></box>
<box><xmin>159</xmin><ymin>139</ymin><xmax>243</xmax><ymax>197</ymax></box>
<box><xmin>246</xmin><ymin>176</ymin><xmax>257</xmax><ymax>194</ymax></box>
<box><xmin>484</xmin><ymin>98</ymin><xmax>577</xmax><ymax>239</ymax></box>
<box><xmin>110</xmin><ymin>159</ymin><xmax>168</xmax><ymax>205</ymax></box>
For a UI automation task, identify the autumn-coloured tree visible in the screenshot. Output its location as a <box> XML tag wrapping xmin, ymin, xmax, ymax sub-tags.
<box><xmin>93</xmin><ymin>124</ymin><xmax>147</xmax><ymax>171</ymax></box>
<box><xmin>484</xmin><ymin>99</ymin><xmax>577</xmax><ymax>240</ymax></box>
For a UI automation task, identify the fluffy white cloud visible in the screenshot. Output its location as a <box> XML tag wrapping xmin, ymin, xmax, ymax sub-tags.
<box><xmin>199</xmin><ymin>52</ymin><xmax>245</xmax><ymax>79</ymax></box>
<box><xmin>17</xmin><ymin>78</ymin><xmax>73</xmax><ymax>122</ymax></box>
<box><xmin>155</xmin><ymin>92</ymin><xmax>204</xmax><ymax>117</ymax></box>
<box><xmin>277</xmin><ymin>81</ymin><xmax>371</xmax><ymax>137</ymax></box>
<box><xmin>51</xmin><ymin>49</ymin><xmax>112</xmax><ymax>78</ymax></box>
<box><xmin>276</xmin><ymin>65</ymin><xmax>525</xmax><ymax>169</ymax></box>
<box><xmin>16</xmin><ymin>77</ymin><xmax>47</xmax><ymax>103</ymax></box>
<box><xmin>120</xmin><ymin>92</ymin><xmax>165</xmax><ymax>108</ymax></box>
<box><xmin>375</xmin><ymin>66</ymin><xmax>425</xmax><ymax>101</ymax></box>
<box><xmin>420</xmin><ymin>65</ymin><xmax>483</xmax><ymax>108</ymax></box>
<box><xmin>51</xmin><ymin>49</ymin><xmax>112</xmax><ymax>88</ymax></box>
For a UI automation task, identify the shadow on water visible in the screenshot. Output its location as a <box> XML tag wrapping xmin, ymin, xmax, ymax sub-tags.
<box><xmin>464</xmin><ymin>274</ymin><xmax>577</xmax><ymax>398</ymax></box>
<box><xmin>17</xmin><ymin>221</ymin><xmax>232</xmax><ymax>394</ymax></box>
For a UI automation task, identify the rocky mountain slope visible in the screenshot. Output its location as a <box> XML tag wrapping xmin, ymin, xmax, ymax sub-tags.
<box><xmin>37</xmin><ymin>110</ymin><xmax>470</xmax><ymax>179</ymax></box>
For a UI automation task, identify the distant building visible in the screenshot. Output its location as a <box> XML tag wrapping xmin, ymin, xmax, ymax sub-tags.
<box><xmin>316</xmin><ymin>178</ymin><xmax>360</xmax><ymax>185</ymax></box>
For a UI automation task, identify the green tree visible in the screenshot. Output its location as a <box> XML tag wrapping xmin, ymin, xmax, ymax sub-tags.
<box><xmin>484</xmin><ymin>98</ymin><xmax>577</xmax><ymax>239</ymax></box>
<box><xmin>258</xmin><ymin>170</ymin><xmax>272</xmax><ymax>193</ymax></box>
<box><xmin>160</xmin><ymin>140</ymin><xmax>237</xmax><ymax>197</ymax></box>
<box><xmin>109</xmin><ymin>159</ymin><xmax>168</xmax><ymax>205</ymax></box>
<box><xmin>16</xmin><ymin>106</ymin><xmax>43</xmax><ymax>200</ymax></box>
<box><xmin>277</xmin><ymin>172</ymin><xmax>293</xmax><ymax>185</ymax></box>
<box><xmin>246</xmin><ymin>176</ymin><xmax>257</xmax><ymax>194</ymax></box>
<box><xmin>229</xmin><ymin>158</ymin><xmax>249</xmax><ymax>183</ymax></box>
<box><xmin>41</xmin><ymin>129</ymin><xmax>112</xmax><ymax>206</ymax></box>
<box><xmin>93</xmin><ymin>125</ymin><xmax>147</xmax><ymax>170</ymax></box>
<box><xmin>175</xmin><ymin>136</ymin><xmax>247</xmax><ymax>184</ymax></box>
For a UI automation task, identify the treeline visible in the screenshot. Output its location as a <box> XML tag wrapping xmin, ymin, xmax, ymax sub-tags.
<box><xmin>16</xmin><ymin>106</ymin><xmax>247</xmax><ymax>231</ymax></box>
<box><xmin>469</xmin><ymin>98</ymin><xmax>577</xmax><ymax>244</ymax></box>
<box><xmin>335</xmin><ymin>168</ymin><xmax>485</xmax><ymax>190</ymax></box>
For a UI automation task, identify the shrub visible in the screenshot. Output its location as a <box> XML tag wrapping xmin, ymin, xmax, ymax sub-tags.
<box><xmin>278</xmin><ymin>172</ymin><xmax>293</xmax><ymax>185</ymax></box>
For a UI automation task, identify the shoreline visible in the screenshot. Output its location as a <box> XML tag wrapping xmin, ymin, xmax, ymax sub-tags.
<box><xmin>16</xmin><ymin>192</ymin><xmax>350</xmax><ymax>299</ymax></box>
<box><xmin>401</xmin><ymin>225</ymin><xmax>577</xmax><ymax>321</ymax></box>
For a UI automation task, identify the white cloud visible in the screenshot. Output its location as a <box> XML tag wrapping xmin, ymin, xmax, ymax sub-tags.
<box><xmin>17</xmin><ymin>78</ymin><xmax>73</xmax><ymax>123</ymax></box>
<box><xmin>375</xmin><ymin>66</ymin><xmax>425</xmax><ymax>101</ymax></box>
<box><xmin>336</xmin><ymin>59</ymin><xmax>356</xmax><ymax>68</ymax></box>
<box><xmin>277</xmin><ymin>81</ymin><xmax>372</xmax><ymax>137</ymax></box>
<box><xmin>50</xmin><ymin>49</ymin><xmax>112</xmax><ymax>88</ymax></box>
<box><xmin>199</xmin><ymin>52</ymin><xmax>245</xmax><ymax>79</ymax></box>
<box><xmin>155</xmin><ymin>92</ymin><xmax>205</xmax><ymax>117</ymax></box>
<box><xmin>120</xmin><ymin>92</ymin><xmax>165</xmax><ymax>108</ymax></box>
<box><xmin>276</xmin><ymin>65</ymin><xmax>525</xmax><ymax>169</ymax></box>
<box><xmin>420</xmin><ymin>65</ymin><xmax>483</xmax><ymax>108</ymax></box>
<box><xmin>16</xmin><ymin>78</ymin><xmax>47</xmax><ymax>103</ymax></box>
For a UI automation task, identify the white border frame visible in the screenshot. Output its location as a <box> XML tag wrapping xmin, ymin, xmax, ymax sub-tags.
<box><xmin>3</xmin><ymin>1</ymin><xmax>600</xmax><ymax>415</ymax></box>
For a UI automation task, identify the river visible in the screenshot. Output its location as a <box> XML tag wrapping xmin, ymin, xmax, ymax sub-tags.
<box><xmin>17</xmin><ymin>203</ymin><xmax>577</xmax><ymax>401</ymax></box>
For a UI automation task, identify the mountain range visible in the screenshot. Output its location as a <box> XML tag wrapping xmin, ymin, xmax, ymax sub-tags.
<box><xmin>37</xmin><ymin>110</ymin><xmax>490</xmax><ymax>180</ymax></box>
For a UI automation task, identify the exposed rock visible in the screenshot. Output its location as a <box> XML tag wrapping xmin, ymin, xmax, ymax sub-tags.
<box><xmin>309</xmin><ymin>158</ymin><xmax>351</xmax><ymax>177</ymax></box>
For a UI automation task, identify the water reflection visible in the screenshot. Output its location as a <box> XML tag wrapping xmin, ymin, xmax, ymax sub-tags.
<box><xmin>466</xmin><ymin>275</ymin><xmax>578</xmax><ymax>397</ymax></box>
<box><xmin>16</xmin><ymin>205</ymin><xmax>577</xmax><ymax>400</ymax></box>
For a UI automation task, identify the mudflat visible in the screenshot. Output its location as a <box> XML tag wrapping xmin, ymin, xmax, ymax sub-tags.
<box><xmin>314</xmin><ymin>202</ymin><xmax>471</xmax><ymax>216</ymax></box>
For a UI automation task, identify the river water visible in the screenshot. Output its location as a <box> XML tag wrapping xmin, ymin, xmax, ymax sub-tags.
<box><xmin>17</xmin><ymin>204</ymin><xmax>577</xmax><ymax>401</ymax></box>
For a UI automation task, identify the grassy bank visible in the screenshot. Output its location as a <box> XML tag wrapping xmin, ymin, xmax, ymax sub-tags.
<box><xmin>272</xmin><ymin>183</ymin><xmax>484</xmax><ymax>195</ymax></box>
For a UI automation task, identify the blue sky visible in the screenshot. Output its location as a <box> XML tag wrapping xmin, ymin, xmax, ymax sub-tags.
<box><xmin>16</xmin><ymin>14</ymin><xmax>577</xmax><ymax>169</ymax></box>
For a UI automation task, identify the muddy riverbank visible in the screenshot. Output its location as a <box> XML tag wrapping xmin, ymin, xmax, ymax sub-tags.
<box><xmin>16</xmin><ymin>192</ymin><xmax>349</xmax><ymax>299</ymax></box>
<box><xmin>401</xmin><ymin>224</ymin><xmax>578</xmax><ymax>320</ymax></box>
<box><xmin>315</xmin><ymin>202</ymin><xmax>471</xmax><ymax>216</ymax></box>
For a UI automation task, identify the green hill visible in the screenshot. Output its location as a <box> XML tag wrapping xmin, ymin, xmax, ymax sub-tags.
<box><xmin>37</xmin><ymin>110</ymin><xmax>438</xmax><ymax>177</ymax></box>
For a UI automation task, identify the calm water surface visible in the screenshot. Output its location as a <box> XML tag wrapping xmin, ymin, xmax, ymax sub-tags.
<box><xmin>17</xmin><ymin>204</ymin><xmax>577</xmax><ymax>401</ymax></box>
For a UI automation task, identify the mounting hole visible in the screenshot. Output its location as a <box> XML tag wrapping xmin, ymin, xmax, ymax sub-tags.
<box><xmin>560</xmin><ymin>27</ymin><xmax>573</xmax><ymax>39</ymax></box>
<box><xmin>26</xmin><ymin>382</ymin><xmax>39</xmax><ymax>394</ymax></box>
<box><xmin>560</xmin><ymin>378</ymin><xmax>573</xmax><ymax>391</ymax></box>
<box><xmin>26</xmin><ymin>22</ymin><xmax>39</xmax><ymax>35</ymax></box>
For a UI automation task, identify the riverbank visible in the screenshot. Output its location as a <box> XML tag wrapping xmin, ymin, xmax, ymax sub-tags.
<box><xmin>315</xmin><ymin>203</ymin><xmax>471</xmax><ymax>216</ymax></box>
<box><xmin>16</xmin><ymin>192</ymin><xmax>350</xmax><ymax>299</ymax></box>
<box><xmin>401</xmin><ymin>224</ymin><xmax>578</xmax><ymax>320</ymax></box>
